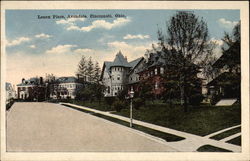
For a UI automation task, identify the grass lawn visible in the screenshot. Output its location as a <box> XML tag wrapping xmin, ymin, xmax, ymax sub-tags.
<box><xmin>66</xmin><ymin>99</ymin><xmax>241</xmax><ymax>137</ymax></box>
<box><xmin>197</xmin><ymin>145</ymin><xmax>232</xmax><ymax>152</ymax></box>
<box><xmin>210</xmin><ymin>127</ymin><xmax>241</xmax><ymax>140</ymax></box>
<box><xmin>70</xmin><ymin>100</ymin><xmax>114</xmax><ymax>111</ymax></box>
<box><xmin>226</xmin><ymin>136</ymin><xmax>241</xmax><ymax>146</ymax></box>
<box><xmin>113</xmin><ymin>101</ymin><xmax>241</xmax><ymax>136</ymax></box>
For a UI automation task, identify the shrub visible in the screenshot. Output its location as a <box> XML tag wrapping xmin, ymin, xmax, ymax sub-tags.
<box><xmin>189</xmin><ymin>94</ymin><xmax>204</xmax><ymax>106</ymax></box>
<box><xmin>113</xmin><ymin>100</ymin><xmax>126</xmax><ymax>112</ymax></box>
<box><xmin>211</xmin><ymin>94</ymin><xmax>221</xmax><ymax>105</ymax></box>
<box><xmin>133</xmin><ymin>98</ymin><xmax>144</xmax><ymax>110</ymax></box>
<box><xmin>104</xmin><ymin>97</ymin><xmax>115</xmax><ymax>107</ymax></box>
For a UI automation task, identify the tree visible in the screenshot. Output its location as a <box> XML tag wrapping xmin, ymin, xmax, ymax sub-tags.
<box><xmin>221</xmin><ymin>22</ymin><xmax>240</xmax><ymax>72</ymax></box>
<box><xmin>86</xmin><ymin>57</ymin><xmax>94</xmax><ymax>82</ymax></box>
<box><xmin>93</xmin><ymin>62</ymin><xmax>101</xmax><ymax>83</ymax></box>
<box><xmin>158</xmin><ymin>11</ymin><xmax>213</xmax><ymax>112</ymax></box>
<box><xmin>76</xmin><ymin>55</ymin><xmax>87</xmax><ymax>82</ymax></box>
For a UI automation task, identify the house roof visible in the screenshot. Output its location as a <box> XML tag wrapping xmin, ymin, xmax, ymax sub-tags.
<box><xmin>111</xmin><ymin>51</ymin><xmax>131</xmax><ymax>67</ymax></box>
<box><xmin>57</xmin><ymin>76</ymin><xmax>79</xmax><ymax>83</ymax></box>
<box><xmin>212</xmin><ymin>42</ymin><xmax>240</xmax><ymax>69</ymax></box>
<box><xmin>17</xmin><ymin>77</ymin><xmax>41</xmax><ymax>86</ymax></box>
<box><xmin>100</xmin><ymin>51</ymin><xmax>144</xmax><ymax>79</ymax></box>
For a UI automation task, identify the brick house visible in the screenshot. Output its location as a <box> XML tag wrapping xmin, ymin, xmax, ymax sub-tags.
<box><xmin>17</xmin><ymin>77</ymin><xmax>45</xmax><ymax>101</ymax></box>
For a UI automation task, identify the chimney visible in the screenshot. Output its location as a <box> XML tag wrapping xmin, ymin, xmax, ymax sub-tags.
<box><xmin>22</xmin><ymin>78</ymin><xmax>25</xmax><ymax>83</ymax></box>
<box><xmin>125</xmin><ymin>56</ymin><xmax>127</xmax><ymax>61</ymax></box>
<box><xmin>39</xmin><ymin>77</ymin><xmax>43</xmax><ymax>84</ymax></box>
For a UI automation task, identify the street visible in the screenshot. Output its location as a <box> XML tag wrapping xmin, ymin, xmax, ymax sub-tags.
<box><xmin>6</xmin><ymin>102</ymin><xmax>177</xmax><ymax>152</ymax></box>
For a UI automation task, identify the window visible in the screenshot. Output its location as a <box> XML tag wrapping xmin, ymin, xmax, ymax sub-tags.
<box><xmin>155</xmin><ymin>82</ymin><xmax>158</xmax><ymax>89</ymax></box>
<box><xmin>160</xmin><ymin>67</ymin><xmax>164</xmax><ymax>74</ymax></box>
<box><xmin>155</xmin><ymin>68</ymin><xmax>158</xmax><ymax>75</ymax></box>
<box><xmin>108</xmin><ymin>86</ymin><xmax>110</xmax><ymax>93</ymax></box>
<box><xmin>118</xmin><ymin>86</ymin><xmax>120</xmax><ymax>90</ymax></box>
<box><xmin>130</xmin><ymin>77</ymin><xmax>132</xmax><ymax>81</ymax></box>
<box><xmin>117</xmin><ymin>76</ymin><xmax>120</xmax><ymax>80</ymax></box>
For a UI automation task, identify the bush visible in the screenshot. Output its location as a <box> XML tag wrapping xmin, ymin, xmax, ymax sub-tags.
<box><xmin>189</xmin><ymin>94</ymin><xmax>204</xmax><ymax>106</ymax></box>
<box><xmin>133</xmin><ymin>98</ymin><xmax>144</xmax><ymax>110</ymax></box>
<box><xmin>6</xmin><ymin>98</ymin><xmax>15</xmax><ymax>110</ymax></box>
<box><xmin>113</xmin><ymin>100</ymin><xmax>126</xmax><ymax>112</ymax></box>
<box><xmin>211</xmin><ymin>94</ymin><xmax>221</xmax><ymax>105</ymax></box>
<box><xmin>104</xmin><ymin>97</ymin><xmax>115</xmax><ymax>107</ymax></box>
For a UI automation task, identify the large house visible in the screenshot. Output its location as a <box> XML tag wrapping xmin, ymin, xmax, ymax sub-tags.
<box><xmin>49</xmin><ymin>76</ymin><xmax>83</xmax><ymax>99</ymax></box>
<box><xmin>100</xmin><ymin>51</ymin><xmax>144</xmax><ymax>96</ymax></box>
<box><xmin>17</xmin><ymin>77</ymin><xmax>46</xmax><ymax>101</ymax></box>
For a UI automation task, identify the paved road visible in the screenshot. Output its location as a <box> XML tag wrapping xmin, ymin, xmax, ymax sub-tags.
<box><xmin>6</xmin><ymin>102</ymin><xmax>177</xmax><ymax>152</ymax></box>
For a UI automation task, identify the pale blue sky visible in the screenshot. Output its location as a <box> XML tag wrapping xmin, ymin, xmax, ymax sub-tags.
<box><xmin>5</xmin><ymin>10</ymin><xmax>240</xmax><ymax>86</ymax></box>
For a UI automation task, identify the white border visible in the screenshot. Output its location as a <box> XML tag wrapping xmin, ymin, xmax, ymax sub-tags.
<box><xmin>1</xmin><ymin>1</ymin><xmax>249</xmax><ymax>161</ymax></box>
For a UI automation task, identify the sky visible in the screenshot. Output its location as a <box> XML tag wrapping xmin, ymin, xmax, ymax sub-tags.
<box><xmin>5</xmin><ymin>9</ymin><xmax>240</xmax><ymax>86</ymax></box>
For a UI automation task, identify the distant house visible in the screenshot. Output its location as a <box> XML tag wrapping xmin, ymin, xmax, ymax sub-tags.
<box><xmin>100</xmin><ymin>51</ymin><xmax>144</xmax><ymax>96</ymax></box>
<box><xmin>17</xmin><ymin>77</ymin><xmax>45</xmax><ymax>101</ymax></box>
<box><xmin>49</xmin><ymin>76</ymin><xmax>83</xmax><ymax>99</ymax></box>
<box><xmin>6</xmin><ymin>82</ymin><xmax>16</xmax><ymax>103</ymax></box>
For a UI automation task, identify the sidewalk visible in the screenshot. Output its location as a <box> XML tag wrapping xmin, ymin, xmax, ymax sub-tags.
<box><xmin>60</xmin><ymin>102</ymin><xmax>241</xmax><ymax>152</ymax></box>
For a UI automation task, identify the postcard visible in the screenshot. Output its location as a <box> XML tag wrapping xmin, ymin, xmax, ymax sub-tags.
<box><xmin>1</xmin><ymin>1</ymin><xmax>249</xmax><ymax>161</ymax></box>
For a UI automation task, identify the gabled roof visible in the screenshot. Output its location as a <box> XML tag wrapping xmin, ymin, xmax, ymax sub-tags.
<box><xmin>128</xmin><ymin>57</ymin><xmax>144</xmax><ymax>74</ymax></box>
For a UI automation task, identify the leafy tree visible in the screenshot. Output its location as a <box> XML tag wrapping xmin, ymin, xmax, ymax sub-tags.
<box><xmin>158</xmin><ymin>11</ymin><xmax>213</xmax><ymax>112</ymax></box>
<box><xmin>221</xmin><ymin>22</ymin><xmax>240</xmax><ymax>72</ymax></box>
<box><xmin>138</xmin><ymin>80</ymin><xmax>154</xmax><ymax>104</ymax></box>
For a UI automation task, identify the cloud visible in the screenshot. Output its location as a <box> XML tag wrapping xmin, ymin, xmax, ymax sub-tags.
<box><xmin>46</xmin><ymin>44</ymin><xmax>77</xmax><ymax>54</ymax></box>
<box><xmin>56</xmin><ymin>18</ymin><xmax>85</xmax><ymax>26</ymax></box>
<box><xmin>107</xmin><ymin>41</ymin><xmax>152</xmax><ymax>60</ymax></box>
<box><xmin>74</xmin><ymin>48</ymin><xmax>93</xmax><ymax>54</ymax></box>
<box><xmin>35</xmin><ymin>33</ymin><xmax>52</xmax><ymax>39</ymax></box>
<box><xmin>58</xmin><ymin>18</ymin><xmax>131</xmax><ymax>32</ymax></box>
<box><xmin>209</xmin><ymin>38</ymin><xmax>224</xmax><ymax>58</ymax></box>
<box><xmin>123</xmin><ymin>34</ymin><xmax>150</xmax><ymax>40</ymax></box>
<box><xmin>6</xmin><ymin>37</ymin><xmax>31</xmax><ymax>47</ymax></box>
<box><xmin>217</xmin><ymin>18</ymin><xmax>238</xmax><ymax>29</ymax></box>
<box><xmin>210</xmin><ymin>37</ymin><xmax>224</xmax><ymax>46</ymax></box>
<box><xmin>29</xmin><ymin>45</ymin><xmax>36</xmax><ymax>49</ymax></box>
<box><xmin>56</xmin><ymin>18</ymin><xmax>86</xmax><ymax>31</ymax></box>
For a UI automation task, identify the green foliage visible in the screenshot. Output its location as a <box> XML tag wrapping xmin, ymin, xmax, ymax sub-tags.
<box><xmin>113</xmin><ymin>100</ymin><xmax>126</xmax><ymax>112</ymax></box>
<box><xmin>133</xmin><ymin>98</ymin><xmax>144</xmax><ymax>110</ymax></box>
<box><xmin>104</xmin><ymin>96</ymin><xmax>116</xmax><ymax>107</ymax></box>
<box><xmin>114</xmin><ymin>102</ymin><xmax>241</xmax><ymax>136</ymax></box>
<box><xmin>138</xmin><ymin>81</ymin><xmax>154</xmax><ymax>102</ymax></box>
<box><xmin>189</xmin><ymin>93</ymin><xmax>204</xmax><ymax>106</ymax></box>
